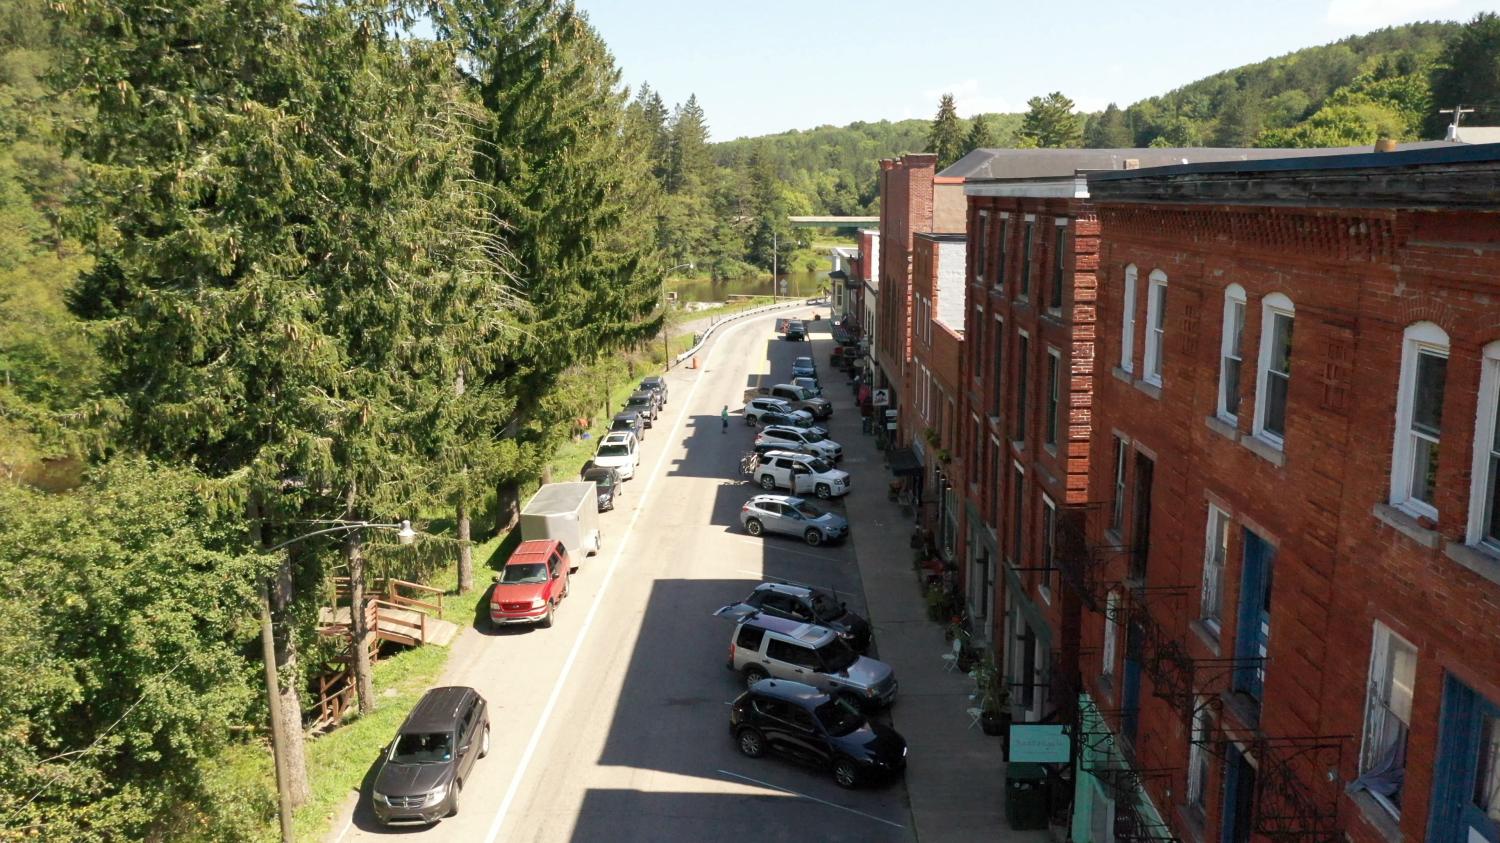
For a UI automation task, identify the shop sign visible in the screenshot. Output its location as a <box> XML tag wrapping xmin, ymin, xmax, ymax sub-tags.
<box><xmin>1009</xmin><ymin>724</ymin><xmax>1070</xmax><ymax>763</ymax></box>
<box><xmin>872</xmin><ymin>388</ymin><xmax>890</xmax><ymax>407</ymax></box>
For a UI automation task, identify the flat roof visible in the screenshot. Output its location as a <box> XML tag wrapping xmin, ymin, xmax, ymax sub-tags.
<box><xmin>915</xmin><ymin>232</ymin><xmax>967</xmax><ymax>243</ymax></box>
<box><xmin>1089</xmin><ymin>140</ymin><xmax>1500</xmax><ymax>181</ymax></box>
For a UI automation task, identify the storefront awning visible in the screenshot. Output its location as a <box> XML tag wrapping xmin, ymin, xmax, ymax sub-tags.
<box><xmin>888</xmin><ymin>447</ymin><xmax>922</xmax><ymax>477</ymax></box>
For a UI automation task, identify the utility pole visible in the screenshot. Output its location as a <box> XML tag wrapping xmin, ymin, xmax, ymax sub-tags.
<box><xmin>259</xmin><ymin>581</ymin><xmax>296</xmax><ymax>843</ymax></box>
<box><xmin>1440</xmin><ymin>103</ymin><xmax>1476</xmax><ymax>139</ymax></box>
<box><xmin>772</xmin><ymin>230</ymin><xmax>778</xmax><ymax>298</ymax></box>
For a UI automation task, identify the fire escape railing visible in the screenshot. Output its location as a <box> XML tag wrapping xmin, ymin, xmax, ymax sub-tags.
<box><xmin>1054</xmin><ymin>503</ymin><xmax>1347</xmax><ymax>842</ymax></box>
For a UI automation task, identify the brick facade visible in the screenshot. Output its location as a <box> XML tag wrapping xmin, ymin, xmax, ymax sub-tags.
<box><xmin>911</xmin><ymin>233</ymin><xmax>967</xmax><ymax>564</ymax></box>
<box><xmin>1073</xmin><ymin>151</ymin><xmax>1500</xmax><ymax>843</ymax></box>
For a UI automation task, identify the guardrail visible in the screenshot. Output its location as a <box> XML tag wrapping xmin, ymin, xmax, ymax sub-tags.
<box><xmin>670</xmin><ymin>299</ymin><xmax>810</xmax><ymax>368</ymax></box>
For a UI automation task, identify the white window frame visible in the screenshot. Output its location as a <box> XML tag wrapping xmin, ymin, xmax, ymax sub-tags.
<box><xmin>1390</xmin><ymin>321</ymin><xmax>1448</xmax><ymax>521</ymax></box>
<box><xmin>1253</xmin><ymin>293</ymin><xmax>1295</xmax><ymax>447</ymax></box>
<box><xmin>971</xmin><ymin>305</ymin><xmax>984</xmax><ymax>388</ymax></box>
<box><xmin>1467</xmin><ymin>341</ymin><xmax>1500</xmax><ymax>553</ymax></box>
<box><xmin>996</xmin><ymin>213</ymin><xmax>1010</xmax><ymax>289</ymax></box>
<box><xmin>1009</xmin><ymin>460</ymin><xmax>1025</xmax><ymax>564</ymax></box>
<box><xmin>1187</xmin><ymin>700</ymin><xmax>1211</xmax><ymax>809</ymax></box>
<box><xmin>1015</xmin><ymin>329</ymin><xmax>1030</xmax><ymax>445</ymax></box>
<box><xmin>1110</xmin><ymin>436</ymin><xmax>1127</xmax><ymax>532</ymax></box>
<box><xmin>975</xmin><ymin>210</ymin><xmax>990</xmax><ymax>282</ymax></box>
<box><xmin>1121</xmin><ymin>265</ymin><xmax>1138</xmax><ymax>373</ymax></box>
<box><xmin>1218</xmin><ymin>284</ymin><xmax>1247</xmax><ymax>423</ymax></box>
<box><xmin>1049</xmin><ymin>217</ymin><xmax>1068</xmax><ymax>315</ymax></box>
<box><xmin>990</xmin><ymin>315</ymin><xmax>1004</xmax><ymax>418</ymax></box>
<box><xmin>1200</xmin><ymin>505</ymin><xmax>1229</xmax><ymax>633</ymax></box>
<box><xmin>1039</xmin><ymin>494</ymin><xmax>1056</xmax><ymax>603</ymax></box>
<box><xmin>1019</xmin><ymin>214</ymin><xmax>1035</xmax><ymax>300</ymax></box>
<box><xmin>1143</xmin><ymin>269</ymin><xmax>1168</xmax><ymax>386</ymax></box>
<box><xmin>1045</xmin><ymin>347</ymin><xmax>1062</xmax><ymax>449</ymax></box>
<box><xmin>1101</xmin><ymin>590</ymin><xmax>1119</xmax><ymax>688</ymax></box>
<box><xmin>1359</xmin><ymin>621</ymin><xmax>1417</xmax><ymax>819</ymax></box>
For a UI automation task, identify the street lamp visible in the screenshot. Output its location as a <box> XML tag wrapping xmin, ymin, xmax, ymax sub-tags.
<box><xmin>662</xmin><ymin>262</ymin><xmax>694</xmax><ymax>368</ymax></box>
<box><xmin>259</xmin><ymin>517</ymin><xmax>418</xmax><ymax>842</ymax></box>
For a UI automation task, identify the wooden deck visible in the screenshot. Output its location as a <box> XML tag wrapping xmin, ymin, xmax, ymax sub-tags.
<box><xmin>317</xmin><ymin>603</ymin><xmax>459</xmax><ymax>648</ymax></box>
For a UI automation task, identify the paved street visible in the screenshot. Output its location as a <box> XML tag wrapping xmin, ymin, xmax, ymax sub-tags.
<box><xmin>329</xmin><ymin>307</ymin><xmax>916</xmax><ymax>843</ymax></box>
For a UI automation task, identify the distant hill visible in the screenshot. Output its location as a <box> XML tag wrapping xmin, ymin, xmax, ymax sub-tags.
<box><xmin>713</xmin><ymin>21</ymin><xmax>1465</xmax><ymax>216</ymax></box>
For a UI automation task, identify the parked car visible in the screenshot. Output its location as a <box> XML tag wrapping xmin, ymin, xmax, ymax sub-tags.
<box><xmin>743</xmin><ymin>396</ymin><xmax>812</xmax><ymax>427</ymax></box>
<box><xmin>489</xmin><ymin>539</ymin><xmax>571</xmax><ymax>628</ymax></box>
<box><xmin>715</xmin><ymin>581</ymin><xmax>872</xmax><ymax>652</ymax></box>
<box><xmin>791</xmin><ymin>356</ymin><xmax>817</xmax><ymax>379</ymax></box>
<box><xmin>580</xmin><ymin>464</ymin><xmax>621</xmax><ymax>512</ymax></box>
<box><xmin>730</xmin><ymin>680</ymin><xmax>906</xmax><ymax>788</ymax></box>
<box><xmin>743</xmin><ymin>383</ymin><xmax>831</xmax><ymax>418</ymax></box>
<box><xmin>371</xmin><ymin>686</ymin><xmax>488</xmax><ymax>825</ymax></box>
<box><xmin>625</xmin><ymin>391</ymin><xmax>657</xmax><ymax>427</ymax></box>
<box><xmin>726</xmin><ymin>613</ymin><xmax>896</xmax><ymax>708</ymax></box>
<box><xmin>754</xmin><ymin>425</ymin><xmax>843</xmax><ymax>461</ymax></box>
<box><xmin>757</xmin><ymin>411</ymin><xmax>824</xmax><ymax>433</ymax></box>
<box><xmin>783</xmin><ymin>320</ymin><xmax>806</xmax><ymax>341</ymax></box>
<box><xmin>791</xmin><ymin>376</ymin><xmax>822</xmax><ymax>397</ymax></box>
<box><xmin>740</xmin><ymin>494</ymin><xmax>848</xmax><ymax>546</ymax></box>
<box><xmin>639</xmin><ymin>375</ymin><xmax>668</xmax><ymax>407</ymax></box>
<box><xmin>750</xmin><ymin>450</ymin><xmax>849</xmax><ymax>499</ymax></box>
<box><xmin>610</xmin><ymin>410</ymin><xmax>645</xmax><ymax>442</ymax></box>
<box><xmin>593</xmin><ymin>432</ymin><xmax>640</xmax><ymax>480</ymax></box>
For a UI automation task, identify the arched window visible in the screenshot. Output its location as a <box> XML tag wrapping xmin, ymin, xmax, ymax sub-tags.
<box><xmin>1253</xmin><ymin>293</ymin><xmax>1295</xmax><ymax>446</ymax></box>
<box><xmin>1467</xmin><ymin>340</ymin><xmax>1500</xmax><ymax>551</ymax></box>
<box><xmin>1120</xmin><ymin>265</ymin><xmax>1138</xmax><ymax>372</ymax></box>
<box><xmin>1218</xmin><ymin>284</ymin><xmax>1247</xmax><ymax>422</ymax></box>
<box><xmin>1143</xmin><ymin>270</ymin><xmax>1168</xmax><ymax>386</ymax></box>
<box><xmin>1390</xmin><ymin>321</ymin><xmax>1449</xmax><ymax>519</ymax></box>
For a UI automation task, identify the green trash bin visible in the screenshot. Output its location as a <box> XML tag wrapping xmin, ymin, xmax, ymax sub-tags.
<box><xmin>1005</xmin><ymin>762</ymin><xmax>1050</xmax><ymax>831</ymax></box>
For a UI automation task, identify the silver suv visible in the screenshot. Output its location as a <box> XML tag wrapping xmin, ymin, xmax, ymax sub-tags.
<box><xmin>726</xmin><ymin>614</ymin><xmax>897</xmax><ymax>710</ymax></box>
<box><xmin>754</xmin><ymin>425</ymin><xmax>842</xmax><ymax>461</ymax></box>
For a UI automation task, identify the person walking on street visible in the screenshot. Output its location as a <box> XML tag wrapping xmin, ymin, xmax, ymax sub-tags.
<box><xmin>721</xmin><ymin>405</ymin><xmax>729</xmax><ymax>433</ymax></box>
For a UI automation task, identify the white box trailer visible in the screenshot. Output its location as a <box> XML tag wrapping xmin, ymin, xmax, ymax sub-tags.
<box><xmin>520</xmin><ymin>482</ymin><xmax>602</xmax><ymax>568</ymax></box>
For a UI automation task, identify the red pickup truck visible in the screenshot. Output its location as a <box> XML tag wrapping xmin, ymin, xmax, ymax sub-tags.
<box><xmin>489</xmin><ymin>539</ymin><xmax>571</xmax><ymax>629</ymax></box>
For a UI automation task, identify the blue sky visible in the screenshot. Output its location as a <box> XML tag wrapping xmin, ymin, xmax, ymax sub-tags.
<box><xmin>573</xmin><ymin>0</ymin><xmax>1493</xmax><ymax>141</ymax></box>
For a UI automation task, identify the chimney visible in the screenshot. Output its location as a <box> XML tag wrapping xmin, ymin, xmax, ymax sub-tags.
<box><xmin>1374</xmin><ymin>137</ymin><xmax>1398</xmax><ymax>153</ymax></box>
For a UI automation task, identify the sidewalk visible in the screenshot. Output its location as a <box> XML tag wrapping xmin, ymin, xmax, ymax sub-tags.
<box><xmin>815</xmin><ymin>328</ymin><xmax>1051</xmax><ymax>843</ymax></box>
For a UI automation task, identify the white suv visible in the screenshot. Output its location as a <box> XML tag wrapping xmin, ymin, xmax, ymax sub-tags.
<box><xmin>754</xmin><ymin>426</ymin><xmax>842</xmax><ymax>461</ymax></box>
<box><xmin>593</xmin><ymin>432</ymin><xmax>640</xmax><ymax>480</ymax></box>
<box><xmin>743</xmin><ymin>397</ymin><xmax>813</xmax><ymax>427</ymax></box>
<box><xmin>752</xmin><ymin>450</ymin><xmax>849</xmax><ymax>499</ymax></box>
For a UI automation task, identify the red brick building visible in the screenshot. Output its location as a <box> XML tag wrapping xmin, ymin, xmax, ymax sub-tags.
<box><xmin>875</xmin><ymin>154</ymin><xmax>964</xmax><ymax>453</ymax></box>
<box><xmin>910</xmin><ymin>232</ymin><xmax>967</xmax><ymax>564</ymax></box>
<box><xmin>1067</xmin><ymin>145</ymin><xmax>1500</xmax><ymax>843</ymax></box>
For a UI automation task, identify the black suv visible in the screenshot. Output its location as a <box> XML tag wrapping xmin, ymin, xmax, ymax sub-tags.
<box><xmin>581</xmin><ymin>464</ymin><xmax>621</xmax><ymax>511</ymax></box>
<box><xmin>639</xmin><ymin>375</ymin><xmax>668</xmax><ymax>407</ymax></box>
<box><xmin>610</xmin><ymin>410</ymin><xmax>646</xmax><ymax>442</ymax></box>
<box><xmin>730</xmin><ymin>679</ymin><xmax>907</xmax><ymax>789</ymax></box>
<box><xmin>783</xmin><ymin>321</ymin><xmax>806</xmax><ymax>341</ymax></box>
<box><xmin>372</xmin><ymin>686</ymin><xmax>488</xmax><ymax>825</ymax></box>
<box><xmin>716</xmin><ymin>582</ymin><xmax>872</xmax><ymax>652</ymax></box>
<box><xmin>625</xmin><ymin>391</ymin><xmax>657</xmax><ymax>426</ymax></box>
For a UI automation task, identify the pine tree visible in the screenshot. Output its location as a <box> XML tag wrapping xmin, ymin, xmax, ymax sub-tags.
<box><xmin>965</xmin><ymin>113</ymin><xmax>999</xmax><ymax>153</ymax></box>
<box><xmin>1084</xmin><ymin>103</ymin><xmax>1134</xmax><ymax>147</ymax></box>
<box><xmin>667</xmin><ymin>94</ymin><xmax>712</xmax><ymax>194</ymax></box>
<box><xmin>927</xmin><ymin>94</ymin><xmax>965</xmax><ymax>169</ymax></box>
<box><xmin>1213</xmin><ymin>92</ymin><xmax>1265</xmax><ymax>146</ymax></box>
<box><xmin>1425</xmin><ymin>12</ymin><xmax>1500</xmax><ymax>136</ymax></box>
<box><xmin>1019</xmin><ymin>92</ymin><xmax>1083</xmax><ymax>148</ymax></box>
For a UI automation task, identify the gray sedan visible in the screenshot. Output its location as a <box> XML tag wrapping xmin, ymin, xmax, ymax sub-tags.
<box><xmin>739</xmin><ymin>494</ymin><xmax>849</xmax><ymax>547</ymax></box>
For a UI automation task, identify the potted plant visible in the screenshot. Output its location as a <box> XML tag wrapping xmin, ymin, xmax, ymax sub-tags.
<box><xmin>971</xmin><ymin>652</ymin><xmax>1012</xmax><ymax>740</ymax></box>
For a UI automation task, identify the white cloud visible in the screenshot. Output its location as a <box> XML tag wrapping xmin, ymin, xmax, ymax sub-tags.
<box><xmin>920</xmin><ymin>79</ymin><xmax>1015</xmax><ymax>117</ymax></box>
<box><xmin>1326</xmin><ymin>0</ymin><xmax>1460</xmax><ymax>28</ymax></box>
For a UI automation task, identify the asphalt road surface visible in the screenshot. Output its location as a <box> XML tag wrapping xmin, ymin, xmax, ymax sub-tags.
<box><xmin>330</xmin><ymin>309</ymin><xmax>915</xmax><ymax>843</ymax></box>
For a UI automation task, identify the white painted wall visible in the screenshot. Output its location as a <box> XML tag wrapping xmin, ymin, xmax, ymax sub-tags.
<box><xmin>935</xmin><ymin>240</ymin><xmax>967</xmax><ymax>333</ymax></box>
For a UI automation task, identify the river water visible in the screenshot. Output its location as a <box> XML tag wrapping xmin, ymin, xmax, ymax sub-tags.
<box><xmin>668</xmin><ymin>269</ymin><xmax>829</xmax><ymax>303</ymax></box>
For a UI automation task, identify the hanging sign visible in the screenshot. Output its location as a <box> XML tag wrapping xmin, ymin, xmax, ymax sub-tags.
<box><xmin>1009</xmin><ymin>724</ymin><xmax>1071</xmax><ymax>763</ymax></box>
<box><xmin>872</xmin><ymin>388</ymin><xmax>890</xmax><ymax>407</ymax></box>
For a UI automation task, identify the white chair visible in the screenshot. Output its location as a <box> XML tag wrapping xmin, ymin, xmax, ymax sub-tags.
<box><xmin>941</xmin><ymin>638</ymin><xmax>963</xmax><ymax>672</ymax></box>
<box><xmin>966</xmin><ymin>706</ymin><xmax>984</xmax><ymax>730</ymax></box>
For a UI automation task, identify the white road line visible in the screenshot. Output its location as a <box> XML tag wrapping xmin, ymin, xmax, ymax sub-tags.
<box><xmin>479</xmin><ymin>311</ymin><xmax>775</xmax><ymax>843</ymax></box>
<box><xmin>715</xmin><ymin>769</ymin><xmax>908</xmax><ymax>829</ymax></box>
<box><xmin>333</xmin><ymin>817</ymin><xmax>352</xmax><ymax>843</ymax></box>
<box><xmin>735</xmin><ymin>538</ymin><xmax>846</xmax><ymax>562</ymax></box>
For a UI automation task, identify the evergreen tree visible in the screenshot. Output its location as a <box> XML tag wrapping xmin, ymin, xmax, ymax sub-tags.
<box><xmin>1018</xmin><ymin>92</ymin><xmax>1083</xmax><ymax>148</ymax></box>
<box><xmin>1213</xmin><ymin>92</ymin><xmax>1265</xmax><ymax>146</ymax></box>
<box><xmin>926</xmin><ymin>94</ymin><xmax>965</xmax><ymax>169</ymax></box>
<box><xmin>1425</xmin><ymin>12</ymin><xmax>1500</xmax><ymax>136</ymax></box>
<box><xmin>1084</xmin><ymin>103</ymin><xmax>1134</xmax><ymax>147</ymax></box>
<box><xmin>667</xmin><ymin>94</ymin><xmax>712</xmax><ymax>194</ymax></box>
<box><xmin>964</xmin><ymin>113</ymin><xmax>999</xmax><ymax>153</ymax></box>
